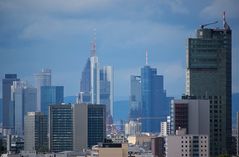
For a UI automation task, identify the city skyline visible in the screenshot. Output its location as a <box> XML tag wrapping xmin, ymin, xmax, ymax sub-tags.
<box><xmin>0</xmin><ymin>0</ymin><xmax>238</xmax><ymax>101</ymax></box>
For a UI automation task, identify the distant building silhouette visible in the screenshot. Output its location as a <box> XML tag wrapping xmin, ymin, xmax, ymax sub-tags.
<box><xmin>11</xmin><ymin>81</ymin><xmax>37</xmax><ymax>137</ymax></box>
<box><xmin>2</xmin><ymin>74</ymin><xmax>19</xmax><ymax>134</ymax></box>
<box><xmin>34</xmin><ymin>69</ymin><xmax>51</xmax><ymax>111</ymax></box>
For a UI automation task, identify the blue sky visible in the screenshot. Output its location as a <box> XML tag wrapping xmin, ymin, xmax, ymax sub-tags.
<box><xmin>0</xmin><ymin>0</ymin><xmax>239</xmax><ymax>100</ymax></box>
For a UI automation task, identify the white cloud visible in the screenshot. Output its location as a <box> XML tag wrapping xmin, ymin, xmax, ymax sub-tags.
<box><xmin>201</xmin><ymin>0</ymin><xmax>239</xmax><ymax>19</ymax></box>
<box><xmin>160</xmin><ymin>0</ymin><xmax>189</xmax><ymax>14</ymax></box>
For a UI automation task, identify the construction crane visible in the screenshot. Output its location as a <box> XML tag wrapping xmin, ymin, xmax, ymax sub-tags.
<box><xmin>200</xmin><ymin>21</ymin><xmax>218</xmax><ymax>29</ymax></box>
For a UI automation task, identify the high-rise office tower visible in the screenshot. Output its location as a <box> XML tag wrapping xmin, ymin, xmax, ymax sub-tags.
<box><xmin>11</xmin><ymin>81</ymin><xmax>37</xmax><ymax>136</ymax></box>
<box><xmin>34</xmin><ymin>69</ymin><xmax>51</xmax><ymax>111</ymax></box>
<box><xmin>73</xmin><ymin>103</ymin><xmax>106</xmax><ymax>151</ymax></box>
<box><xmin>129</xmin><ymin>75</ymin><xmax>141</xmax><ymax>119</ymax></box>
<box><xmin>80</xmin><ymin>37</ymin><xmax>100</xmax><ymax>104</ymax></box>
<box><xmin>24</xmin><ymin>112</ymin><xmax>47</xmax><ymax>152</ymax></box>
<box><xmin>141</xmin><ymin>65</ymin><xmax>167</xmax><ymax>133</ymax></box>
<box><xmin>186</xmin><ymin>13</ymin><xmax>231</xmax><ymax>156</ymax></box>
<box><xmin>100</xmin><ymin>66</ymin><xmax>113</xmax><ymax>121</ymax></box>
<box><xmin>2</xmin><ymin>74</ymin><xmax>19</xmax><ymax>132</ymax></box>
<box><xmin>49</xmin><ymin>104</ymin><xmax>73</xmax><ymax>152</ymax></box>
<box><xmin>41</xmin><ymin>86</ymin><xmax>64</xmax><ymax>115</ymax></box>
<box><xmin>130</xmin><ymin>51</ymin><xmax>169</xmax><ymax>133</ymax></box>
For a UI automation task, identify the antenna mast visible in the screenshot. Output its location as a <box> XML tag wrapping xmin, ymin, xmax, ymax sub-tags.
<box><xmin>91</xmin><ymin>29</ymin><xmax>96</xmax><ymax>57</ymax></box>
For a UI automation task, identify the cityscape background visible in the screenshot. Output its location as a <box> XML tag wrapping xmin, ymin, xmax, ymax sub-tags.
<box><xmin>0</xmin><ymin>0</ymin><xmax>239</xmax><ymax>156</ymax></box>
<box><xmin>0</xmin><ymin>0</ymin><xmax>239</xmax><ymax>100</ymax></box>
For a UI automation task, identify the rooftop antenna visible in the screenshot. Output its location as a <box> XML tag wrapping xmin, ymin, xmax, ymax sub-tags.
<box><xmin>145</xmin><ymin>49</ymin><xmax>148</xmax><ymax>65</ymax></box>
<box><xmin>90</xmin><ymin>28</ymin><xmax>96</xmax><ymax>57</ymax></box>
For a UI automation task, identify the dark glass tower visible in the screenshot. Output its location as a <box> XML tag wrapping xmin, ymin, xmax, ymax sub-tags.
<box><xmin>186</xmin><ymin>17</ymin><xmax>232</xmax><ymax>156</ymax></box>
<box><xmin>87</xmin><ymin>104</ymin><xmax>106</xmax><ymax>148</ymax></box>
<box><xmin>49</xmin><ymin>104</ymin><xmax>73</xmax><ymax>152</ymax></box>
<box><xmin>2</xmin><ymin>74</ymin><xmax>19</xmax><ymax>130</ymax></box>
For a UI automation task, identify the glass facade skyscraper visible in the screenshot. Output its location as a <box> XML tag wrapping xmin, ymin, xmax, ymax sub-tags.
<box><xmin>49</xmin><ymin>104</ymin><xmax>73</xmax><ymax>152</ymax></box>
<box><xmin>129</xmin><ymin>75</ymin><xmax>141</xmax><ymax>119</ymax></box>
<box><xmin>130</xmin><ymin>65</ymin><xmax>169</xmax><ymax>133</ymax></box>
<box><xmin>141</xmin><ymin>66</ymin><xmax>166</xmax><ymax>133</ymax></box>
<box><xmin>186</xmin><ymin>21</ymin><xmax>232</xmax><ymax>156</ymax></box>
<box><xmin>41</xmin><ymin>86</ymin><xmax>64</xmax><ymax>115</ymax></box>
<box><xmin>2</xmin><ymin>74</ymin><xmax>19</xmax><ymax>131</ymax></box>
<box><xmin>88</xmin><ymin>104</ymin><xmax>106</xmax><ymax>148</ymax></box>
<box><xmin>11</xmin><ymin>81</ymin><xmax>37</xmax><ymax>137</ymax></box>
<box><xmin>79</xmin><ymin>41</ymin><xmax>100</xmax><ymax>104</ymax></box>
<box><xmin>100</xmin><ymin>66</ymin><xmax>113</xmax><ymax>121</ymax></box>
<box><xmin>34</xmin><ymin>69</ymin><xmax>51</xmax><ymax>112</ymax></box>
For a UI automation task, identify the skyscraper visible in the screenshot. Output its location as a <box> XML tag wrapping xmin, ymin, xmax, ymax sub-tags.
<box><xmin>2</xmin><ymin>74</ymin><xmax>19</xmax><ymax>132</ymax></box>
<box><xmin>41</xmin><ymin>86</ymin><xmax>64</xmax><ymax>115</ymax></box>
<box><xmin>24</xmin><ymin>112</ymin><xmax>47</xmax><ymax>152</ymax></box>
<box><xmin>11</xmin><ymin>81</ymin><xmax>37</xmax><ymax>137</ymax></box>
<box><xmin>129</xmin><ymin>75</ymin><xmax>141</xmax><ymax>119</ymax></box>
<box><xmin>141</xmin><ymin>65</ymin><xmax>166</xmax><ymax>132</ymax></box>
<box><xmin>49</xmin><ymin>104</ymin><xmax>73</xmax><ymax>152</ymax></box>
<box><xmin>73</xmin><ymin>103</ymin><xmax>106</xmax><ymax>151</ymax></box>
<box><xmin>80</xmin><ymin>37</ymin><xmax>100</xmax><ymax>104</ymax></box>
<box><xmin>130</xmin><ymin>51</ymin><xmax>169</xmax><ymax>133</ymax></box>
<box><xmin>100</xmin><ymin>66</ymin><xmax>113</xmax><ymax>120</ymax></box>
<box><xmin>186</xmin><ymin>14</ymin><xmax>231</xmax><ymax>156</ymax></box>
<box><xmin>34</xmin><ymin>69</ymin><xmax>51</xmax><ymax>111</ymax></box>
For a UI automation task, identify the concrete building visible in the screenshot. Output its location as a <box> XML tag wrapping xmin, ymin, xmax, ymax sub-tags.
<box><xmin>34</xmin><ymin>69</ymin><xmax>51</xmax><ymax>112</ymax></box>
<box><xmin>160</xmin><ymin>122</ymin><xmax>168</xmax><ymax>137</ymax></box>
<box><xmin>165</xmin><ymin>128</ymin><xmax>209</xmax><ymax>157</ymax></box>
<box><xmin>2</xmin><ymin>74</ymin><xmax>19</xmax><ymax>133</ymax></box>
<box><xmin>41</xmin><ymin>86</ymin><xmax>64</xmax><ymax>115</ymax></box>
<box><xmin>91</xmin><ymin>142</ymin><xmax>128</xmax><ymax>157</ymax></box>
<box><xmin>125</xmin><ymin>120</ymin><xmax>141</xmax><ymax>136</ymax></box>
<box><xmin>24</xmin><ymin>112</ymin><xmax>47</xmax><ymax>152</ymax></box>
<box><xmin>170</xmin><ymin>97</ymin><xmax>210</xmax><ymax>135</ymax></box>
<box><xmin>186</xmin><ymin>15</ymin><xmax>232</xmax><ymax>156</ymax></box>
<box><xmin>49</xmin><ymin>104</ymin><xmax>73</xmax><ymax>152</ymax></box>
<box><xmin>73</xmin><ymin>103</ymin><xmax>106</xmax><ymax>151</ymax></box>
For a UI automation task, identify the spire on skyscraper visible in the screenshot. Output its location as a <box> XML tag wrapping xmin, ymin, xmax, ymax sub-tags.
<box><xmin>145</xmin><ymin>49</ymin><xmax>148</xmax><ymax>65</ymax></box>
<box><xmin>90</xmin><ymin>29</ymin><xmax>97</xmax><ymax>57</ymax></box>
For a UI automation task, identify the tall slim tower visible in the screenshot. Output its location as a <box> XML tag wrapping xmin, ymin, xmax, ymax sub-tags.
<box><xmin>100</xmin><ymin>66</ymin><xmax>114</xmax><ymax>120</ymax></box>
<box><xmin>186</xmin><ymin>13</ymin><xmax>231</xmax><ymax>156</ymax></box>
<box><xmin>80</xmin><ymin>35</ymin><xmax>100</xmax><ymax>104</ymax></box>
<box><xmin>2</xmin><ymin>74</ymin><xmax>19</xmax><ymax>132</ymax></box>
<box><xmin>129</xmin><ymin>75</ymin><xmax>141</xmax><ymax>119</ymax></box>
<box><xmin>11</xmin><ymin>81</ymin><xmax>37</xmax><ymax>137</ymax></box>
<box><xmin>34</xmin><ymin>69</ymin><xmax>51</xmax><ymax>111</ymax></box>
<box><xmin>130</xmin><ymin>50</ymin><xmax>169</xmax><ymax>133</ymax></box>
